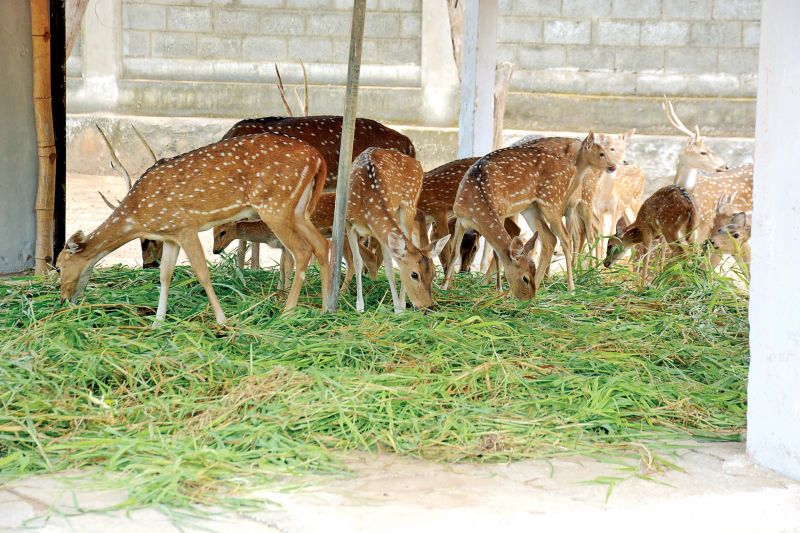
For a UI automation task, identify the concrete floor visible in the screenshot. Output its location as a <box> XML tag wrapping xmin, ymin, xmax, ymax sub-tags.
<box><xmin>2</xmin><ymin>442</ymin><xmax>799</xmax><ymax>533</ymax></box>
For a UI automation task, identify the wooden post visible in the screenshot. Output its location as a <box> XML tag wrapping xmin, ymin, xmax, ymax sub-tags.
<box><xmin>31</xmin><ymin>0</ymin><xmax>57</xmax><ymax>274</ymax></box>
<box><xmin>493</xmin><ymin>62</ymin><xmax>514</xmax><ymax>150</ymax></box>
<box><xmin>326</xmin><ymin>0</ymin><xmax>367</xmax><ymax>312</ymax></box>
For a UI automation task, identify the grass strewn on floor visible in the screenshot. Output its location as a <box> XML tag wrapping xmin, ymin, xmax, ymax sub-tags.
<box><xmin>0</xmin><ymin>257</ymin><xmax>749</xmax><ymax>510</ymax></box>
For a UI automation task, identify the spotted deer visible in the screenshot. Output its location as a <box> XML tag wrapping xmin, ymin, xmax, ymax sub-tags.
<box><xmin>221</xmin><ymin>115</ymin><xmax>416</xmax><ymax>268</ymax></box>
<box><xmin>346</xmin><ymin>148</ymin><xmax>451</xmax><ymax>313</ymax></box>
<box><xmin>443</xmin><ymin>132</ymin><xmax>626</xmax><ymax>297</ymax></box>
<box><xmin>690</xmin><ymin>164</ymin><xmax>753</xmax><ymax>241</ymax></box>
<box><xmin>213</xmin><ymin>192</ymin><xmax>380</xmax><ymax>290</ymax></box>
<box><xmin>415</xmin><ymin>157</ymin><xmax>479</xmax><ymax>271</ymax></box>
<box><xmin>704</xmin><ymin>193</ymin><xmax>751</xmax><ymax>269</ymax></box>
<box><xmin>603</xmin><ymin>185</ymin><xmax>697</xmax><ymax>286</ymax></box>
<box><xmin>56</xmin><ymin>133</ymin><xmax>330</xmax><ymax>325</ymax></box>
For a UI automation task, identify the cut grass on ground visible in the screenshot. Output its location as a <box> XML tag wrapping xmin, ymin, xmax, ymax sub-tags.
<box><xmin>0</xmin><ymin>258</ymin><xmax>749</xmax><ymax>511</ymax></box>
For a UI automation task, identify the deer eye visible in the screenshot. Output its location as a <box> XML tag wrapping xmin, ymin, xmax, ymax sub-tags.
<box><xmin>700</xmin><ymin>151</ymin><xmax>708</xmax><ymax>156</ymax></box>
<box><xmin>219</xmin><ymin>231</ymin><xmax>226</xmax><ymax>237</ymax></box>
<box><xmin>599</xmin><ymin>152</ymin><xmax>606</xmax><ymax>157</ymax></box>
<box><xmin>522</xmin><ymin>276</ymin><xmax>530</xmax><ymax>284</ymax></box>
<box><xmin>411</xmin><ymin>272</ymin><xmax>420</xmax><ymax>281</ymax></box>
<box><xmin>732</xmin><ymin>233</ymin><xmax>740</xmax><ymax>239</ymax></box>
<box><xmin>609</xmin><ymin>147</ymin><xmax>615</xmax><ymax>151</ymax></box>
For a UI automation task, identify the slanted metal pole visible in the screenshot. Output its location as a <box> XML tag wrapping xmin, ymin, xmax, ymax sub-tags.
<box><xmin>326</xmin><ymin>0</ymin><xmax>367</xmax><ymax>312</ymax></box>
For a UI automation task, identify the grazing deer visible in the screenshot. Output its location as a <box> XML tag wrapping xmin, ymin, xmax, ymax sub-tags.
<box><xmin>690</xmin><ymin>164</ymin><xmax>753</xmax><ymax>241</ymax></box>
<box><xmin>346</xmin><ymin>148</ymin><xmax>450</xmax><ymax>313</ymax></box>
<box><xmin>603</xmin><ymin>185</ymin><xmax>697</xmax><ymax>286</ymax></box>
<box><xmin>662</xmin><ymin>96</ymin><xmax>729</xmax><ymax>189</ymax></box>
<box><xmin>415</xmin><ymin>157</ymin><xmax>480</xmax><ymax>271</ymax></box>
<box><xmin>213</xmin><ymin>192</ymin><xmax>380</xmax><ymax>290</ymax></box>
<box><xmin>707</xmin><ymin>212</ymin><xmax>751</xmax><ymax>270</ymax></box>
<box><xmin>56</xmin><ymin>133</ymin><xmax>331</xmax><ymax>325</ymax></box>
<box><xmin>443</xmin><ymin>132</ymin><xmax>626</xmax><ymax>296</ymax></box>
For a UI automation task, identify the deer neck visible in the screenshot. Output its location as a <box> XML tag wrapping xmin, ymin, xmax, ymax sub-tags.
<box><xmin>83</xmin><ymin>214</ymin><xmax>140</xmax><ymax>263</ymax></box>
<box><xmin>569</xmin><ymin>151</ymin><xmax>594</xmax><ymax>201</ymax></box>
<box><xmin>674</xmin><ymin>158</ymin><xmax>698</xmax><ymax>191</ymax></box>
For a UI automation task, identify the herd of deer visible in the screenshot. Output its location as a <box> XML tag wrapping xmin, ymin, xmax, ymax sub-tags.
<box><xmin>55</xmin><ymin>97</ymin><xmax>753</xmax><ymax>325</ymax></box>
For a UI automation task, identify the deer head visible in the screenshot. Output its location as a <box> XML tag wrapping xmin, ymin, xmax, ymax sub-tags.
<box><xmin>662</xmin><ymin>96</ymin><xmax>727</xmax><ymax>179</ymax></box>
<box><xmin>504</xmin><ymin>235</ymin><xmax>538</xmax><ymax>299</ymax></box>
<box><xmin>387</xmin><ymin>233</ymin><xmax>451</xmax><ymax>309</ymax></box>
<box><xmin>707</xmin><ymin>212</ymin><xmax>751</xmax><ymax>254</ymax></box>
<box><xmin>580</xmin><ymin>130</ymin><xmax>632</xmax><ymax>173</ymax></box>
<box><xmin>603</xmin><ymin>225</ymin><xmax>641</xmax><ymax>268</ymax></box>
<box><xmin>213</xmin><ymin>222</ymin><xmax>238</xmax><ymax>254</ymax></box>
<box><xmin>55</xmin><ymin>230</ymin><xmax>93</xmax><ymax>304</ymax></box>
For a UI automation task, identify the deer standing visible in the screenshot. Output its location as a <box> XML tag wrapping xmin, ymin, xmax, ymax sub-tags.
<box><xmin>603</xmin><ymin>185</ymin><xmax>697</xmax><ymax>286</ymax></box>
<box><xmin>346</xmin><ymin>148</ymin><xmax>450</xmax><ymax>313</ymax></box>
<box><xmin>56</xmin><ymin>133</ymin><xmax>330</xmax><ymax>325</ymax></box>
<box><xmin>213</xmin><ymin>192</ymin><xmax>380</xmax><ymax>290</ymax></box>
<box><xmin>442</xmin><ymin>133</ymin><xmax>626</xmax><ymax>296</ymax></box>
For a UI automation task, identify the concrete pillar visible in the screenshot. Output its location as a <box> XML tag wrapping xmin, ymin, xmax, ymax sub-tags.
<box><xmin>457</xmin><ymin>0</ymin><xmax>497</xmax><ymax>158</ymax></box>
<box><xmin>746</xmin><ymin>0</ymin><xmax>800</xmax><ymax>480</ymax></box>
<box><xmin>78</xmin><ymin>0</ymin><xmax>121</xmax><ymax>107</ymax></box>
<box><xmin>420</xmin><ymin>0</ymin><xmax>459</xmax><ymax>127</ymax></box>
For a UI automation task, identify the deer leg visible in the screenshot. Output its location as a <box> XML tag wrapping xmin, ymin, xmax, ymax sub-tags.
<box><xmin>381</xmin><ymin>240</ymin><xmax>404</xmax><ymax>313</ymax></box>
<box><xmin>237</xmin><ymin>240</ymin><xmax>247</xmax><ymax>269</ymax></box>
<box><xmin>479</xmin><ymin>237</ymin><xmax>494</xmax><ymax>273</ymax></box>
<box><xmin>251</xmin><ymin>243</ymin><xmax>261</xmax><ymax>269</ymax></box>
<box><xmin>398</xmin><ymin>207</ymin><xmax>417</xmax><ymax>308</ymax></box>
<box><xmin>268</xmin><ymin>223</ymin><xmax>313</xmax><ymax>311</ymax></box>
<box><xmin>552</xmin><ymin>217</ymin><xmax>576</xmax><ymax>291</ymax></box>
<box><xmin>279</xmin><ymin>247</ymin><xmax>294</xmax><ymax>291</ymax></box>
<box><xmin>640</xmin><ymin>233</ymin><xmax>653</xmax><ymax>289</ymax></box>
<box><xmin>346</xmin><ymin>227</ymin><xmax>366</xmax><ymax>312</ymax></box>
<box><xmin>442</xmin><ymin>219</ymin><xmax>466</xmax><ymax>290</ymax></box>
<box><xmin>153</xmin><ymin>240</ymin><xmax>180</xmax><ymax>326</ymax></box>
<box><xmin>341</xmin><ymin>236</ymin><xmax>354</xmax><ymax>294</ymax></box>
<box><xmin>294</xmin><ymin>217</ymin><xmax>331</xmax><ymax>310</ymax></box>
<box><xmin>431</xmin><ymin>211</ymin><xmax>450</xmax><ymax>270</ymax></box>
<box><xmin>180</xmin><ymin>232</ymin><xmax>227</xmax><ymax>325</ymax></box>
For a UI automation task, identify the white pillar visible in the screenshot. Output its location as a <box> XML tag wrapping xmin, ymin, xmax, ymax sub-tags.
<box><xmin>420</xmin><ymin>0</ymin><xmax>459</xmax><ymax>127</ymax></box>
<box><xmin>457</xmin><ymin>0</ymin><xmax>497</xmax><ymax>158</ymax></box>
<box><xmin>79</xmin><ymin>0</ymin><xmax>121</xmax><ymax>107</ymax></box>
<box><xmin>746</xmin><ymin>0</ymin><xmax>800</xmax><ymax>480</ymax></box>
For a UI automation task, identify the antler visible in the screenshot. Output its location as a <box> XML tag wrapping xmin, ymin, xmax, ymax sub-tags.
<box><xmin>292</xmin><ymin>60</ymin><xmax>309</xmax><ymax>116</ymax></box>
<box><xmin>96</xmin><ymin>124</ymin><xmax>132</xmax><ymax>189</ymax></box>
<box><xmin>275</xmin><ymin>64</ymin><xmax>294</xmax><ymax>116</ymax></box>
<box><xmin>661</xmin><ymin>95</ymin><xmax>697</xmax><ymax>139</ymax></box>
<box><xmin>97</xmin><ymin>191</ymin><xmax>118</xmax><ymax>210</ymax></box>
<box><xmin>131</xmin><ymin>124</ymin><xmax>158</xmax><ymax>164</ymax></box>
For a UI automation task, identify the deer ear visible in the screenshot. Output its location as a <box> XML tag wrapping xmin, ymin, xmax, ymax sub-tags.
<box><xmin>428</xmin><ymin>234</ymin><xmax>450</xmax><ymax>257</ymax></box>
<box><xmin>387</xmin><ymin>232</ymin><xmax>407</xmax><ymax>259</ymax></box>
<box><xmin>615</xmin><ymin>217</ymin><xmax>627</xmax><ymax>237</ymax></box>
<box><xmin>693</xmin><ymin>125</ymin><xmax>701</xmax><ymax>141</ymax></box>
<box><xmin>583</xmin><ymin>131</ymin><xmax>595</xmax><ymax>147</ymax></box>
<box><xmin>731</xmin><ymin>212</ymin><xmax>748</xmax><ymax>227</ymax></box>
<box><xmin>509</xmin><ymin>236</ymin><xmax>526</xmax><ymax>260</ymax></box>
<box><xmin>65</xmin><ymin>231</ymin><xmax>86</xmax><ymax>254</ymax></box>
<box><xmin>622</xmin><ymin>129</ymin><xmax>636</xmax><ymax>142</ymax></box>
<box><xmin>523</xmin><ymin>233</ymin><xmax>538</xmax><ymax>257</ymax></box>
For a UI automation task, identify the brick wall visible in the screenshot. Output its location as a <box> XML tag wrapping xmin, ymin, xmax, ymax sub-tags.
<box><xmin>498</xmin><ymin>0</ymin><xmax>760</xmax><ymax>96</ymax></box>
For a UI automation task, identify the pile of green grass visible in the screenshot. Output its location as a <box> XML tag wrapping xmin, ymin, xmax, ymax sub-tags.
<box><xmin>0</xmin><ymin>257</ymin><xmax>748</xmax><ymax>510</ymax></box>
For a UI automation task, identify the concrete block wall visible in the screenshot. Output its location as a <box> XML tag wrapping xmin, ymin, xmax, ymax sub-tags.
<box><xmin>498</xmin><ymin>0</ymin><xmax>760</xmax><ymax>97</ymax></box>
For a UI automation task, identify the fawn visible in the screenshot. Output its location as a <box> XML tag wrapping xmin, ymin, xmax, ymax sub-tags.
<box><xmin>346</xmin><ymin>148</ymin><xmax>450</xmax><ymax>313</ymax></box>
<box><xmin>603</xmin><ymin>185</ymin><xmax>698</xmax><ymax>285</ymax></box>
<box><xmin>56</xmin><ymin>133</ymin><xmax>330</xmax><ymax>325</ymax></box>
<box><xmin>705</xmin><ymin>193</ymin><xmax>751</xmax><ymax>269</ymax></box>
<box><xmin>443</xmin><ymin>132</ymin><xmax>626</xmax><ymax>298</ymax></box>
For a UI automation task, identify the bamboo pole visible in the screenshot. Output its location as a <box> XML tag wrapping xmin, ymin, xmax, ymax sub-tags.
<box><xmin>326</xmin><ymin>0</ymin><xmax>367</xmax><ymax>312</ymax></box>
<box><xmin>31</xmin><ymin>0</ymin><xmax>57</xmax><ymax>274</ymax></box>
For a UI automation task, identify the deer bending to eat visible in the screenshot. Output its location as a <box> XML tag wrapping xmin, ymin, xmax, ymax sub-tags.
<box><xmin>603</xmin><ymin>185</ymin><xmax>697</xmax><ymax>286</ymax></box>
<box><xmin>443</xmin><ymin>132</ymin><xmax>627</xmax><ymax>297</ymax></box>
<box><xmin>346</xmin><ymin>148</ymin><xmax>450</xmax><ymax>313</ymax></box>
<box><xmin>56</xmin><ymin>133</ymin><xmax>331</xmax><ymax>325</ymax></box>
<box><xmin>213</xmin><ymin>192</ymin><xmax>380</xmax><ymax>291</ymax></box>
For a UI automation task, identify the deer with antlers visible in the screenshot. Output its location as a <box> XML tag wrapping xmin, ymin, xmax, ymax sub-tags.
<box><xmin>662</xmin><ymin>96</ymin><xmax>753</xmax><ymax>241</ymax></box>
<box><xmin>213</xmin><ymin>192</ymin><xmax>380</xmax><ymax>290</ymax></box>
<box><xmin>603</xmin><ymin>185</ymin><xmax>697</xmax><ymax>286</ymax></box>
<box><xmin>346</xmin><ymin>148</ymin><xmax>450</xmax><ymax>313</ymax></box>
<box><xmin>56</xmin><ymin>133</ymin><xmax>331</xmax><ymax>325</ymax></box>
<box><xmin>442</xmin><ymin>133</ymin><xmax>627</xmax><ymax>297</ymax></box>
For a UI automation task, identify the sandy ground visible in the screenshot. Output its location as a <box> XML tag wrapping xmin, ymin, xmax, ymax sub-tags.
<box><xmin>2</xmin><ymin>442</ymin><xmax>799</xmax><ymax>532</ymax></box>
